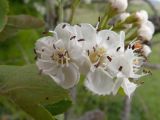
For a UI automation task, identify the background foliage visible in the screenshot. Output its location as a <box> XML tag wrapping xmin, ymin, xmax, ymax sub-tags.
<box><xmin>0</xmin><ymin>0</ymin><xmax>160</xmax><ymax>120</ymax></box>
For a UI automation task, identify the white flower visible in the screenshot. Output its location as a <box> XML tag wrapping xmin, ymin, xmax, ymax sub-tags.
<box><xmin>109</xmin><ymin>0</ymin><xmax>128</xmax><ymax>12</ymax></box>
<box><xmin>138</xmin><ymin>21</ymin><xmax>155</xmax><ymax>41</ymax></box>
<box><xmin>135</xmin><ymin>10</ymin><xmax>148</xmax><ymax>23</ymax></box>
<box><xmin>35</xmin><ymin>23</ymin><xmax>86</xmax><ymax>89</ymax></box>
<box><xmin>106</xmin><ymin>40</ymin><xmax>147</xmax><ymax>97</ymax></box>
<box><xmin>142</xmin><ymin>45</ymin><xmax>152</xmax><ymax>57</ymax></box>
<box><xmin>74</xmin><ymin>23</ymin><xmax>125</xmax><ymax>95</ymax></box>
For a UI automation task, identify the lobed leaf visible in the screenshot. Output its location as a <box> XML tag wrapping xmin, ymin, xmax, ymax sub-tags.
<box><xmin>0</xmin><ymin>64</ymin><xmax>71</xmax><ymax>120</ymax></box>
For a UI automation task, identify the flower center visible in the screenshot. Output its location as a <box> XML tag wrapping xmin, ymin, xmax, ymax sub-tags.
<box><xmin>88</xmin><ymin>47</ymin><xmax>107</xmax><ymax>68</ymax></box>
<box><xmin>52</xmin><ymin>48</ymin><xmax>70</xmax><ymax>66</ymax></box>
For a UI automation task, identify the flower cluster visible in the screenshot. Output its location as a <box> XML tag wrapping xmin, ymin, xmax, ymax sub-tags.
<box><xmin>35</xmin><ymin>0</ymin><xmax>155</xmax><ymax>98</ymax></box>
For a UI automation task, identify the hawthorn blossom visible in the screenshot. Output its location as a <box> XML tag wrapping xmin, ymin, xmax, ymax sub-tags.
<box><xmin>109</xmin><ymin>0</ymin><xmax>128</xmax><ymax>12</ymax></box>
<box><xmin>74</xmin><ymin>23</ymin><xmax>125</xmax><ymax>95</ymax></box>
<box><xmin>107</xmin><ymin>40</ymin><xmax>147</xmax><ymax>97</ymax></box>
<box><xmin>35</xmin><ymin>23</ymin><xmax>86</xmax><ymax>89</ymax></box>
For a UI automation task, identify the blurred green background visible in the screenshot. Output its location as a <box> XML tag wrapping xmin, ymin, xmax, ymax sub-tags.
<box><xmin>0</xmin><ymin>0</ymin><xmax>160</xmax><ymax>120</ymax></box>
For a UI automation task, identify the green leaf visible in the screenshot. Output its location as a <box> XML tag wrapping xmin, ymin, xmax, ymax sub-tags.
<box><xmin>7</xmin><ymin>15</ymin><xmax>45</xmax><ymax>29</ymax></box>
<box><xmin>45</xmin><ymin>100</ymin><xmax>72</xmax><ymax>115</ymax></box>
<box><xmin>0</xmin><ymin>15</ymin><xmax>45</xmax><ymax>41</ymax></box>
<box><xmin>0</xmin><ymin>64</ymin><xmax>71</xmax><ymax>120</ymax></box>
<box><xmin>0</xmin><ymin>0</ymin><xmax>9</xmax><ymax>32</ymax></box>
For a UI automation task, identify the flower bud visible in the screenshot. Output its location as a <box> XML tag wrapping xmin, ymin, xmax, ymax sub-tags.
<box><xmin>142</xmin><ymin>45</ymin><xmax>151</xmax><ymax>56</ymax></box>
<box><xmin>119</xmin><ymin>12</ymin><xmax>130</xmax><ymax>22</ymax></box>
<box><xmin>135</xmin><ymin>10</ymin><xmax>148</xmax><ymax>23</ymax></box>
<box><xmin>109</xmin><ymin>0</ymin><xmax>128</xmax><ymax>12</ymax></box>
<box><xmin>138</xmin><ymin>21</ymin><xmax>155</xmax><ymax>41</ymax></box>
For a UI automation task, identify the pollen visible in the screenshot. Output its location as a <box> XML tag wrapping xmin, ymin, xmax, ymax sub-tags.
<box><xmin>52</xmin><ymin>48</ymin><xmax>70</xmax><ymax>66</ymax></box>
<box><xmin>88</xmin><ymin>47</ymin><xmax>107</xmax><ymax>67</ymax></box>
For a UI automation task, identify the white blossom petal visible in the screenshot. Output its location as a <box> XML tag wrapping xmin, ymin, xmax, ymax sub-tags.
<box><xmin>47</xmin><ymin>63</ymin><xmax>80</xmax><ymax>89</ymax></box>
<box><xmin>85</xmin><ymin>68</ymin><xmax>114</xmax><ymax>95</ymax></box>
<box><xmin>121</xmin><ymin>78</ymin><xmax>137</xmax><ymax>98</ymax></box>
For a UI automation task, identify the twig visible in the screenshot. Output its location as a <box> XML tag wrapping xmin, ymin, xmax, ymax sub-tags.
<box><xmin>121</xmin><ymin>95</ymin><xmax>132</xmax><ymax>120</ymax></box>
<box><xmin>143</xmin><ymin>63</ymin><xmax>160</xmax><ymax>70</ymax></box>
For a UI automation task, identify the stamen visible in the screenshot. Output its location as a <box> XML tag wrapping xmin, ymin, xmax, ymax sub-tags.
<box><xmin>78</xmin><ymin>39</ymin><xmax>85</xmax><ymax>42</ymax></box>
<box><xmin>70</xmin><ymin>36</ymin><xmax>76</xmax><ymax>40</ymax></box>
<box><xmin>93</xmin><ymin>47</ymin><xmax>96</xmax><ymax>52</ymax></box>
<box><xmin>98</xmin><ymin>16</ymin><xmax>101</xmax><ymax>22</ymax></box>
<box><xmin>107</xmin><ymin>36</ymin><xmax>110</xmax><ymax>40</ymax></box>
<box><xmin>128</xmin><ymin>44</ymin><xmax>131</xmax><ymax>49</ymax></box>
<box><xmin>42</xmin><ymin>49</ymin><xmax>44</xmax><ymax>52</ymax></box>
<box><xmin>132</xmin><ymin>45</ymin><xmax>135</xmax><ymax>50</ymax></box>
<box><xmin>116</xmin><ymin>47</ymin><xmax>121</xmax><ymax>52</ymax></box>
<box><xmin>53</xmin><ymin>44</ymin><xmax>56</xmax><ymax>49</ymax></box>
<box><xmin>118</xmin><ymin>66</ymin><xmax>123</xmax><ymax>71</ymax></box>
<box><xmin>62</xmin><ymin>24</ymin><xmax>66</xmax><ymax>29</ymax></box>
<box><xmin>94</xmin><ymin>61</ymin><xmax>100</xmax><ymax>68</ymax></box>
<box><xmin>77</xmin><ymin>24</ymin><xmax>81</xmax><ymax>27</ymax></box>
<box><xmin>87</xmin><ymin>50</ymin><xmax>90</xmax><ymax>56</ymax></box>
<box><xmin>107</xmin><ymin>56</ymin><xmax>112</xmax><ymax>62</ymax></box>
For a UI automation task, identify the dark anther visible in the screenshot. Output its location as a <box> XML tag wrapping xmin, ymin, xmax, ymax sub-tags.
<box><xmin>128</xmin><ymin>44</ymin><xmax>131</xmax><ymax>49</ymax></box>
<box><xmin>87</xmin><ymin>50</ymin><xmax>90</xmax><ymax>56</ymax></box>
<box><xmin>78</xmin><ymin>39</ymin><xmax>85</xmax><ymax>42</ymax></box>
<box><xmin>132</xmin><ymin>45</ymin><xmax>135</xmax><ymax>50</ymax></box>
<box><xmin>116</xmin><ymin>47</ymin><xmax>121</xmax><ymax>52</ymax></box>
<box><xmin>107</xmin><ymin>56</ymin><xmax>112</xmax><ymax>62</ymax></box>
<box><xmin>107</xmin><ymin>36</ymin><xmax>110</xmax><ymax>40</ymax></box>
<box><xmin>95</xmin><ymin>62</ymin><xmax>100</xmax><ymax>68</ymax></box>
<box><xmin>42</xmin><ymin>49</ymin><xmax>44</xmax><ymax>52</ymax></box>
<box><xmin>118</xmin><ymin>66</ymin><xmax>123</xmax><ymax>71</ymax></box>
<box><xmin>53</xmin><ymin>44</ymin><xmax>56</xmax><ymax>49</ymax></box>
<box><xmin>77</xmin><ymin>24</ymin><xmax>81</xmax><ymax>27</ymax></box>
<box><xmin>70</xmin><ymin>36</ymin><xmax>76</xmax><ymax>40</ymax></box>
<box><xmin>98</xmin><ymin>16</ymin><xmax>101</xmax><ymax>22</ymax></box>
<box><xmin>93</xmin><ymin>47</ymin><xmax>96</xmax><ymax>52</ymax></box>
<box><xmin>62</xmin><ymin>24</ymin><xmax>66</xmax><ymax>29</ymax></box>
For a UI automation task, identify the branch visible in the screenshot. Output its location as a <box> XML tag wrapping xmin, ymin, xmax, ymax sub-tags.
<box><xmin>121</xmin><ymin>96</ymin><xmax>132</xmax><ymax>120</ymax></box>
<box><xmin>143</xmin><ymin>63</ymin><xmax>160</xmax><ymax>69</ymax></box>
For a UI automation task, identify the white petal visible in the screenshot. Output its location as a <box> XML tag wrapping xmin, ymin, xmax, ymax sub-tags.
<box><xmin>47</xmin><ymin>63</ymin><xmax>80</xmax><ymax>89</ymax></box>
<box><xmin>54</xmin><ymin>23</ymin><xmax>75</xmax><ymax>42</ymax></box>
<box><xmin>36</xmin><ymin>59</ymin><xmax>55</xmax><ymax>71</ymax></box>
<box><xmin>97</xmin><ymin>30</ymin><xmax>122</xmax><ymax>54</ymax></box>
<box><xmin>85</xmin><ymin>68</ymin><xmax>114</xmax><ymax>95</ymax></box>
<box><xmin>121</xmin><ymin>78</ymin><xmax>137</xmax><ymax>97</ymax></box>
<box><xmin>35</xmin><ymin>36</ymin><xmax>55</xmax><ymax>51</ymax></box>
<box><xmin>75</xmin><ymin>23</ymin><xmax>97</xmax><ymax>49</ymax></box>
<box><xmin>112</xmin><ymin>78</ymin><xmax>123</xmax><ymax>95</ymax></box>
<box><xmin>107</xmin><ymin>54</ymin><xmax>133</xmax><ymax>78</ymax></box>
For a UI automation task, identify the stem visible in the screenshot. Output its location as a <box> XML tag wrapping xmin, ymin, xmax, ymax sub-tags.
<box><xmin>98</xmin><ymin>3</ymin><xmax>117</xmax><ymax>30</ymax></box>
<box><xmin>125</xmin><ymin>26</ymin><xmax>138</xmax><ymax>41</ymax></box>
<box><xmin>121</xmin><ymin>95</ymin><xmax>133</xmax><ymax>120</ymax></box>
<box><xmin>69</xmin><ymin>0</ymin><xmax>80</xmax><ymax>24</ymax></box>
<box><xmin>58</xmin><ymin>0</ymin><xmax>64</xmax><ymax>22</ymax></box>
